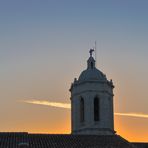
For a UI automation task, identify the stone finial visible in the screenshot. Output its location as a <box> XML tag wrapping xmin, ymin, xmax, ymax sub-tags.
<box><xmin>89</xmin><ymin>49</ymin><xmax>94</xmax><ymax>57</ymax></box>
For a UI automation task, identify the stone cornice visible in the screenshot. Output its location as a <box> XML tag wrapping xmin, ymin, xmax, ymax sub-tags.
<box><xmin>71</xmin><ymin>90</ymin><xmax>114</xmax><ymax>98</ymax></box>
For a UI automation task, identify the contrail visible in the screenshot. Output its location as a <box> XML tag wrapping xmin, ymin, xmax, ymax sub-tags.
<box><xmin>114</xmin><ymin>112</ymin><xmax>148</xmax><ymax>119</ymax></box>
<box><xmin>21</xmin><ymin>100</ymin><xmax>148</xmax><ymax>119</ymax></box>
<box><xmin>22</xmin><ymin>100</ymin><xmax>70</xmax><ymax>109</ymax></box>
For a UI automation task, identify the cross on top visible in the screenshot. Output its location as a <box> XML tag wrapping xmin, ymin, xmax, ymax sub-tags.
<box><xmin>89</xmin><ymin>49</ymin><xmax>94</xmax><ymax>57</ymax></box>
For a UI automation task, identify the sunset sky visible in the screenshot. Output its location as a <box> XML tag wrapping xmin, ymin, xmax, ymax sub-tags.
<box><xmin>0</xmin><ymin>0</ymin><xmax>148</xmax><ymax>142</ymax></box>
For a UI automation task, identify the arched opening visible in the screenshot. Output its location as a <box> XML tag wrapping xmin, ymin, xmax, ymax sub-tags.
<box><xmin>94</xmin><ymin>97</ymin><xmax>100</xmax><ymax>121</ymax></box>
<box><xmin>91</xmin><ymin>62</ymin><xmax>93</xmax><ymax>69</ymax></box>
<box><xmin>80</xmin><ymin>97</ymin><xmax>84</xmax><ymax>123</ymax></box>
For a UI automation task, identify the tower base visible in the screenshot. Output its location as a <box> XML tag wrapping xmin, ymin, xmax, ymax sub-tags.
<box><xmin>72</xmin><ymin>128</ymin><xmax>116</xmax><ymax>135</ymax></box>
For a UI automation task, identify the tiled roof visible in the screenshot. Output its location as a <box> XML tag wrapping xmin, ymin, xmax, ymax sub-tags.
<box><xmin>0</xmin><ymin>132</ymin><xmax>136</xmax><ymax>148</ymax></box>
<box><xmin>132</xmin><ymin>143</ymin><xmax>148</xmax><ymax>148</ymax></box>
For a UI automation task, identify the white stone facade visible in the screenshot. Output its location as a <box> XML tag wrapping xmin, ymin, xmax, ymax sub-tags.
<box><xmin>70</xmin><ymin>52</ymin><xmax>115</xmax><ymax>135</ymax></box>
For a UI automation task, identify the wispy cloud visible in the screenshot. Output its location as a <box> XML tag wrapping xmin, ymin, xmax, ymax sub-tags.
<box><xmin>21</xmin><ymin>100</ymin><xmax>148</xmax><ymax>119</ymax></box>
<box><xmin>114</xmin><ymin>112</ymin><xmax>148</xmax><ymax>119</ymax></box>
<box><xmin>22</xmin><ymin>100</ymin><xmax>70</xmax><ymax>109</ymax></box>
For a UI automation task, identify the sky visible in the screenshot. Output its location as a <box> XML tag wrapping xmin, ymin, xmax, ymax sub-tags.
<box><xmin>0</xmin><ymin>0</ymin><xmax>148</xmax><ymax>142</ymax></box>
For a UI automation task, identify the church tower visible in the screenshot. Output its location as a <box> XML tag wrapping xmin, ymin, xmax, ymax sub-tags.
<box><xmin>70</xmin><ymin>49</ymin><xmax>115</xmax><ymax>135</ymax></box>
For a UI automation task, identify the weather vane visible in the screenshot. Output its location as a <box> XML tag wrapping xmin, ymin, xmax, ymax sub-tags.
<box><xmin>89</xmin><ymin>48</ymin><xmax>94</xmax><ymax>57</ymax></box>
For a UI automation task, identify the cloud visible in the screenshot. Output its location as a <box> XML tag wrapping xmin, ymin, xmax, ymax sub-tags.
<box><xmin>21</xmin><ymin>100</ymin><xmax>148</xmax><ymax>119</ymax></box>
<box><xmin>114</xmin><ymin>112</ymin><xmax>148</xmax><ymax>119</ymax></box>
<box><xmin>22</xmin><ymin>100</ymin><xmax>70</xmax><ymax>109</ymax></box>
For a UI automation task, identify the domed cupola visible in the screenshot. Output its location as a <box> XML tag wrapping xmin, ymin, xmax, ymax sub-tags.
<box><xmin>78</xmin><ymin>55</ymin><xmax>107</xmax><ymax>82</ymax></box>
<box><xmin>77</xmin><ymin>49</ymin><xmax>107</xmax><ymax>82</ymax></box>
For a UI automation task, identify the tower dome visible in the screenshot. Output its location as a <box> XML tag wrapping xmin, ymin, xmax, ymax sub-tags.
<box><xmin>78</xmin><ymin>52</ymin><xmax>107</xmax><ymax>82</ymax></box>
<box><xmin>78</xmin><ymin>66</ymin><xmax>107</xmax><ymax>82</ymax></box>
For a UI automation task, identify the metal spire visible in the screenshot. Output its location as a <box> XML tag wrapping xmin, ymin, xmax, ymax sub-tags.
<box><xmin>95</xmin><ymin>41</ymin><xmax>97</xmax><ymax>66</ymax></box>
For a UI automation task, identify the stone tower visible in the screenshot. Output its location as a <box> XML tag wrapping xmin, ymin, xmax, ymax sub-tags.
<box><xmin>69</xmin><ymin>49</ymin><xmax>115</xmax><ymax>135</ymax></box>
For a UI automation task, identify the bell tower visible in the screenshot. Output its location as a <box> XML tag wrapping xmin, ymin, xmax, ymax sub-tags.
<box><xmin>70</xmin><ymin>49</ymin><xmax>115</xmax><ymax>135</ymax></box>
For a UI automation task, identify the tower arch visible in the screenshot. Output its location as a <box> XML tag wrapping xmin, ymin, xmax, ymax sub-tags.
<box><xmin>80</xmin><ymin>97</ymin><xmax>84</xmax><ymax>123</ymax></box>
<box><xmin>94</xmin><ymin>96</ymin><xmax>100</xmax><ymax>122</ymax></box>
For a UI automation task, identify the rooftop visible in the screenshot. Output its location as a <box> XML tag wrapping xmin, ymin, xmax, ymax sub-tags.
<box><xmin>0</xmin><ymin>132</ymin><xmax>137</xmax><ymax>148</ymax></box>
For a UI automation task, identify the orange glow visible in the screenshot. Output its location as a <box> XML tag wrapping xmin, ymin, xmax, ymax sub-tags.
<box><xmin>115</xmin><ymin>116</ymin><xmax>148</xmax><ymax>142</ymax></box>
<box><xmin>11</xmin><ymin>116</ymin><xmax>147</xmax><ymax>142</ymax></box>
<box><xmin>19</xmin><ymin>100</ymin><xmax>148</xmax><ymax>142</ymax></box>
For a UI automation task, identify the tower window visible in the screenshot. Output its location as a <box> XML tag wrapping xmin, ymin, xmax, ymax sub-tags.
<box><xmin>91</xmin><ymin>62</ymin><xmax>93</xmax><ymax>69</ymax></box>
<box><xmin>80</xmin><ymin>97</ymin><xmax>84</xmax><ymax>123</ymax></box>
<box><xmin>94</xmin><ymin>97</ymin><xmax>100</xmax><ymax>121</ymax></box>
